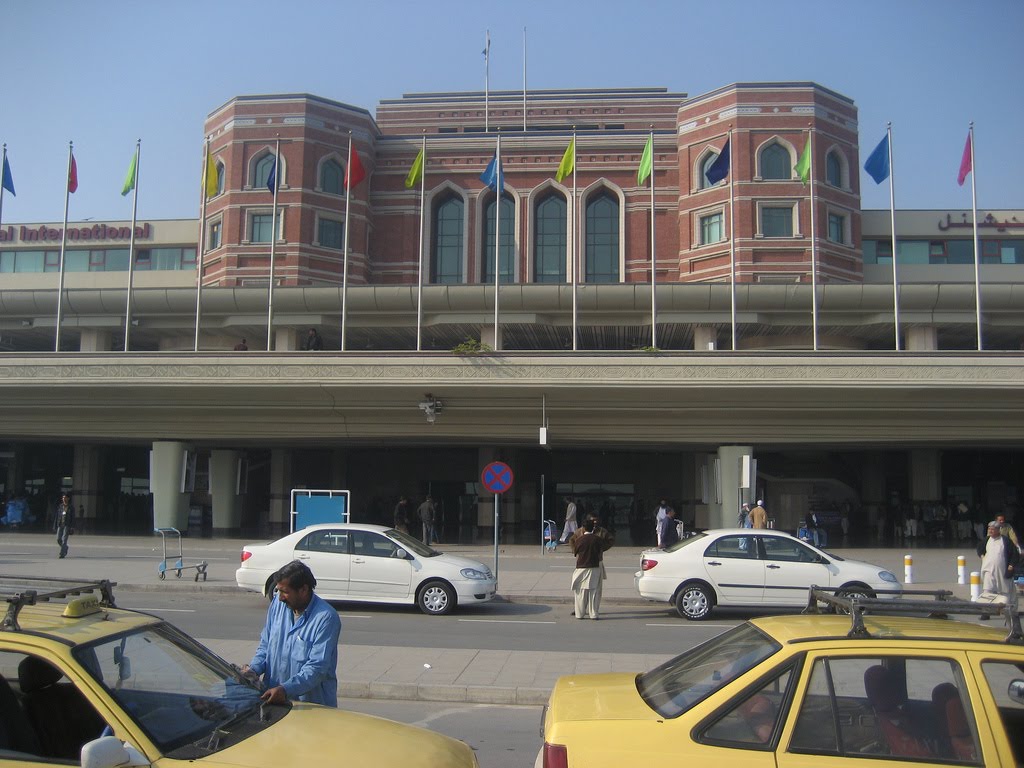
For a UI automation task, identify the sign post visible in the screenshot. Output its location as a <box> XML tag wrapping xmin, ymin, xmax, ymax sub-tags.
<box><xmin>481</xmin><ymin>461</ymin><xmax>514</xmax><ymax>580</ymax></box>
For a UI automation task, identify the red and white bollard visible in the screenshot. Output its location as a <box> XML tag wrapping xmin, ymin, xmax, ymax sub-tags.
<box><xmin>970</xmin><ymin>571</ymin><xmax>981</xmax><ymax>601</ymax></box>
<box><xmin>957</xmin><ymin>555</ymin><xmax>966</xmax><ymax>585</ymax></box>
<box><xmin>904</xmin><ymin>554</ymin><xmax>914</xmax><ymax>584</ymax></box>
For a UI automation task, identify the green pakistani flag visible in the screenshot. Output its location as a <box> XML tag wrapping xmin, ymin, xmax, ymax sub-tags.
<box><xmin>794</xmin><ymin>139</ymin><xmax>811</xmax><ymax>184</ymax></box>
<box><xmin>555</xmin><ymin>138</ymin><xmax>575</xmax><ymax>183</ymax></box>
<box><xmin>637</xmin><ymin>135</ymin><xmax>653</xmax><ymax>185</ymax></box>
<box><xmin>404</xmin><ymin>148</ymin><xmax>424</xmax><ymax>189</ymax></box>
<box><xmin>121</xmin><ymin>150</ymin><xmax>138</xmax><ymax>196</ymax></box>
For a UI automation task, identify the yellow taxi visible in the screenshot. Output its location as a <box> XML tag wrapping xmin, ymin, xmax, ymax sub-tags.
<box><xmin>0</xmin><ymin>577</ymin><xmax>477</xmax><ymax>768</ymax></box>
<box><xmin>538</xmin><ymin>589</ymin><xmax>1024</xmax><ymax>767</ymax></box>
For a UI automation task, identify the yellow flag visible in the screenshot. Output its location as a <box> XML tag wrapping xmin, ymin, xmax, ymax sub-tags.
<box><xmin>204</xmin><ymin>149</ymin><xmax>218</xmax><ymax>197</ymax></box>
<box><xmin>555</xmin><ymin>138</ymin><xmax>575</xmax><ymax>183</ymax></box>
<box><xmin>404</xmin><ymin>147</ymin><xmax>424</xmax><ymax>189</ymax></box>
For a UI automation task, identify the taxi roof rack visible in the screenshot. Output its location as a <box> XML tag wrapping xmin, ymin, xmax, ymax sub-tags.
<box><xmin>0</xmin><ymin>576</ymin><xmax>117</xmax><ymax>631</ymax></box>
<box><xmin>803</xmin><ymin>586</ymin><xmax>1022</xmax><ymax>645</ymax></box>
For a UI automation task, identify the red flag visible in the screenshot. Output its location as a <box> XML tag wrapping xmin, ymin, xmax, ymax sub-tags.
<box><xmin>957</xmin><ymin>132</ymin><xmax>972</xmax><ymax>186</ymax></box>
<box><xmin>345</xmin><ymin>149</ymin><xmax>366</xmax><ymax>190</ymax></box>
<box><xmin>68</xmin><ymin>153</ymin><xmax>79</xmax><ymax>193</ymax></box>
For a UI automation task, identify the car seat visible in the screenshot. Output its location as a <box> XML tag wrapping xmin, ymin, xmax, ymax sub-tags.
<box><xmin>932</xmin><ymin>682</ymin><xmax>977</xmax><ymax>762</ymax></box>
<box><xmin>18</xmin><ymin>656</ymin><xmax>106</xmax><ymax>760</ymax></box>
<box><xmin>863</xmin><ymin>665</ymin><xmax>932</xmax><ymax>758</ymax></box>
<box><xmin>0</xmin><ymin>672</ymin><xmax>41</xmax><ymax>755</ymax></box>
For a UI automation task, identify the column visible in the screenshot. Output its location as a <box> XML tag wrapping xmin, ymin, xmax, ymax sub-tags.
<box><xmin>275</xmin><ymin>328</ymin><xmax>300</xmax><ymax>351</ymax></box>
<box><xmin>268</xmin><ymin>448</ymin><xmax>293</xmax><ymax>537</ymax></box>
<box><xmin>209</xmin><ymin>449</ymin><xmax>241</xmax><ymax>536</ymax></box>
<box><xmin>79</xmin><ymin>329</ymin><xmax>113</xmax><ymax>352</ymax></box>
<box><xmin>861</xmin><ymin>453</ymin><xmax>887</xmax><ymax>542</ymax></box>
<box><xmin>72</xmin><ymin>444</ymin><xmax>104</xmax><ymax>534</ymax></box>
<box><xmin>151</xmin><ymin>441</ymin><xmax>190</xmax><ymax>531</ymax></box>
<box><xmin>694</xmin><ymin>325</ymin><xmax>718</xmax><ymax>351</ymax></box>
<box><xmin>480</xmin><ymin>327</ymin><xmax>503</xmax><ymax>351</ymax></box>
<box><xmin>905</xmin><ymin>326</ymin><xmax>938</xmax><ymax>351</ymax></box>
<box><xmin>709</xmin><ymin>445</ymin><xmax>755</xmax><ymax>529</ymax></box>
<box><xmin>910</xmin><ymin>449</ymin><xmax>941</xmax><ymax>502</ymax></box>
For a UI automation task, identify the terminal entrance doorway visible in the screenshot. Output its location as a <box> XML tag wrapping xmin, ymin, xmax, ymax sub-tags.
<box><xmin>555</xmin><ymin>482</ymin><xmax>647</xmax><ymax>546</ymax></box>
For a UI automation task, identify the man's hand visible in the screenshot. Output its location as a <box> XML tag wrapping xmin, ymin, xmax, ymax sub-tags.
<box><xmin>239</xmin><ymin>664</ymin><xmax>261</xmax><ymax>685</ymax></box>
<box><xmin>260</xmin><ymin>685</ymin><xmax>287</xmax><ymax>705</ymax></box>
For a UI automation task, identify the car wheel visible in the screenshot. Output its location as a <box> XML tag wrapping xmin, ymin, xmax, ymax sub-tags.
<box><xmin>418</xmin><ymin>580</ymin><xmax>455</xmax><ymax>616</ymax></box>
<box><xmin>833</xmin><ymin>585</ymin><xmax>875</xmax><ymax>614</ymax></box>
<box><xmin>675</xmin><ymin>583</ymin><xmax>713</xmax><ymax>620</ymax></box>
<box><xmin>264</xmin><ymin>576</ymin><xmax>278</xmax><ymax>601</ymax></box>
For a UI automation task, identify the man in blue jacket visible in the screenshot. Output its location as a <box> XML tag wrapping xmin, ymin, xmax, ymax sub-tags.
<box><xmin>244</xmin><ymin>560</ymin><xmax>341</xmax><ymax>706</ymax></box>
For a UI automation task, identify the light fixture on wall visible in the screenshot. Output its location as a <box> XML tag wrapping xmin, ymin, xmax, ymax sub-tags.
<box><xmin>418</xmin><ymin>393</ymin><xmax>443</xmax><ymax>424</ymax></box>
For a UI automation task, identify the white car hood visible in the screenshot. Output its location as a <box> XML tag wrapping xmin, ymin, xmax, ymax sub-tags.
<box><xmin>425</xmin><ymin>552</ymin><xmax>493</xmax><ymax>573</ymax></box>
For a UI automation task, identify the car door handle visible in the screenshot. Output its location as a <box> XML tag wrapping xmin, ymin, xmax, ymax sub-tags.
<box><xmin>766</xmin><ymin>564</ymin><xmax>781</xmax><ymax>569</ymax></box>
<box><xmin>707</xmin><ymin>561</ymin><xmax>722</xmax><ymax>566</ymax></box>
<box><xmin>353</xmin><ymin>557</ymin><xmax>365</xmax><ymax>564</ymax></box>
<box><xmin>295</xmin><ymin>553</ymin><xmax>310</xmax><ymax>560</ymax></box>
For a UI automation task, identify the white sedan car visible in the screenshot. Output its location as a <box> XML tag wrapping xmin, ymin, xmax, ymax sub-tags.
<box><xmin>236</xmin><ymin>523</ymin><xmax>496</xmax><ymax>615</ymax></box>
<box><xmin>635</xmin><ymin>528</ymin><xmax>900</xmax><ymax>620</ymax></box>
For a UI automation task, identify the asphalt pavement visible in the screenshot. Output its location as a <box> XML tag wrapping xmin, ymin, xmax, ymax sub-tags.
<box><xmin>0</xmin><ymin>530</ymin><xmax>993</xmax><ymax>705</ymax></box>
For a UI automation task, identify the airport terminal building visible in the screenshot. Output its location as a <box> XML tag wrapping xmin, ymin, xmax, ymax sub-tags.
<box><xmin>0</xmin><ymin>82</ymin><xmax>1021</xmax><ymax>544</ymax></box>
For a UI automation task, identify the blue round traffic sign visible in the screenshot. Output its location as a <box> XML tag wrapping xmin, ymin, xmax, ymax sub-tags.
<box><xmin>481</xmin><ymin>461</ymin><xmax>514</xmax><ymax>494</ymax></box>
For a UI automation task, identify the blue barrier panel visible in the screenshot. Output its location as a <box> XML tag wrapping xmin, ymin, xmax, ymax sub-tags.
<box><xmin>295</xmin><ymin>495</ymin><xmax>347</xmax><ymax>531</ymax></box>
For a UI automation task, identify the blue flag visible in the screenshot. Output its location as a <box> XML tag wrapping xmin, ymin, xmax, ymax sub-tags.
<box><xmin>864</xmin><ymin>134</ymin><xmax>890</xmax><ymax>184</ymax></box>
<box><xmin>479</xmin><ymin>153</ymin><xmax>504</xmax><ymax>191</ymax></box>
<box><xmin>266</xmin><ymin>157</ymin><xmax>277</xmax><ymax>193</ymax></box>
<box><xmin>1</xmin><ymin>155</ymin><xmax>14</xmax><ymax>196</ymax></box>
<box><xmin>705</xmin><ymin>139</ymin><xmax>730</xmax><ymax>185</ymax></box>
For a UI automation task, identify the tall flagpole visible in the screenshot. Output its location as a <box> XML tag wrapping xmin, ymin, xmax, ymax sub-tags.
<box><xmin>571</xmin><ymin>128</ymin><xmax>578</xmax><ymax>351</ymax></box>
<box><xmin>194</xmin><ymin>137</ymin><xmax>211</xmax><ymax>352</ymax></box>
<box><xmin>728</xmin><ymin>129</ymin><xmax>737</xmax><ymax>350</ymax></box>
<box><xmin>266</xmin><ymin>136</ymin><xmax>281</xmax><ymax>351</ymax></box>
<box><xmin>968</xmin><ymin>122</ymin><xmax>982</xmax><ymax>350</ymax></box>
<box><xmin>124</xmin><ymin>139</ymin><xmax>141</xmax><ymax>351</ymax></box>
<box><xmin>0</xmin><ymin>145</ymin><xmax>8</xmax><ymax>234</ymax></box>
<box><xmin>886</xmin><ymin>123</ymin><xmax>901</xmax><ymax>351</ymax></box>
<box><xmin>807</xmin><ymin>128</ymin><xmax>819</xmax><ymax>351</ymax></box>
<box><xmin>492</xmin><ymin>130</ymin><xmax>501</xmax><ymax>350</ymax></box>
<box><xmin>341</xmin><ymin>131</ymin><xmax>353</xmax><ymax>351</ymax></box>
<box><xmin>522</xmin><ymin>27</ymin><xmax>527</xmax><ymax>132</ymax></box>
<box><xmin>415</xmin><ymin>132</ymin><xmax>426</xmax><ymax>351</ymax></box>
<box><xmin>484</xmin><ymin>30</ymin><xmax>490</xmax><ymax>133</ymax></box>
<box><xmin>649</xmin><ymin>126</ymin><xmax>657</xmax><ymax>348</ymax></box>
<box><xmin>55</xmin><ymin>141</ymin><xmax>74</xmax><ymax>352</ymax></box>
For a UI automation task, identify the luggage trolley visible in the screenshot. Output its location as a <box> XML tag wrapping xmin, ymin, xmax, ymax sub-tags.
<box><xmin>155</xmin><ymin>527</ymin><xmax>208</xmax><ymax>581</ymax></box>
<box><xmin>543</xmin><ymin>519</ymin><xmax>558</xmax><ymax>553</ymax></box>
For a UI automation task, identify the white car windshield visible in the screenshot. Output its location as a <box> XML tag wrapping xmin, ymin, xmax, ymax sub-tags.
<box><xmin>386</xmin><ymin>528</ymin><xmax>441</xmax><ymax>557</ymax></box>
<box><xmin>74</xmin><ymin>623</ymin><xmax>278</xmax><ymax>758</ymax></box>
<box><xmin>636</xmin><ymin>623</ymin><xmax>781</xmax><ymax>718</ymax></box>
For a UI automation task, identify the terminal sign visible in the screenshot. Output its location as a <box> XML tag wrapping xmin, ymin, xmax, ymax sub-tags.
<box><xmin>481</xmin><ymin>461</ymin><xmax>513</xmax><ymax>494</ymax></box>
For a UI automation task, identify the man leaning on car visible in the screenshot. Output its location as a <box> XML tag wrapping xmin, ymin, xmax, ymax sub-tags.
<box><xmin>243</xmin><ymin>560</ymin><xmax>341</xmax><ymax>706</ymax></box>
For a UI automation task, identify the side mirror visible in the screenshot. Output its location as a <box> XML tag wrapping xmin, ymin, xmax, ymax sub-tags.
<box><xmin>81</xmin><ymin>736</ymin><xmax>148</xmax><ymax>768</ymax></box>
<box><xmin>394</xmin><ymin>548</ymin><xmax>409</xmax><ymax>560</ymax></box>
<box><xmin>1009</xmin><ymin>680</ymin><xmax>1024</xmax><ymax>704</ymax></box>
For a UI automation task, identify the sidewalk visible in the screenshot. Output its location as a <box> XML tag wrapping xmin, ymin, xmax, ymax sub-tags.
<box><xmin>0</xmin><ymin>532</ymin><xmax>988</xmax><ymax>706</ymax></box>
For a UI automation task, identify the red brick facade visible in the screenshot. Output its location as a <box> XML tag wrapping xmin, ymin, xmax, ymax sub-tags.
<box><xmin>200</xmin><ymin>83</ymin><xmax>862</xmax><ymax>288</ymax></box>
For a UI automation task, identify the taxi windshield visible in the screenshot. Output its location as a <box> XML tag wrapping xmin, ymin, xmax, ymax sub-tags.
<box><xmin>637</xmin><ymin>623</ymin><xmax>780</xmax><ymax>718</ymax></box>
<box><xmin>74</xmin><ymin>622</ymin><xmax>279</xmax><ymax>757</ymax></box>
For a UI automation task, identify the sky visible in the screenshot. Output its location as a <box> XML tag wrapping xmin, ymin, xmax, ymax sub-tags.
<box><xmin>2</xmin><ymin>0</ymin><xmax>1022</xmax><ymax>224</ymax></box>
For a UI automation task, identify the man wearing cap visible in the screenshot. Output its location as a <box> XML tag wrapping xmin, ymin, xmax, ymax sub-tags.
<box><xmin>977</xmin><ymin>520</ymin><xmax>1018</xmax><ymax>600</ymax></box>
<box><xmin>749</xmin><ymin>500</ymin><xmax>767</xmax><ymax>529</ymax></box>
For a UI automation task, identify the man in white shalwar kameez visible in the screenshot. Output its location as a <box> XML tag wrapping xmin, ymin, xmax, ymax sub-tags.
<box><xmin>979</xmin><ymin>520</ymin><xmax>1017</xmax><ymax>598</ymax></box>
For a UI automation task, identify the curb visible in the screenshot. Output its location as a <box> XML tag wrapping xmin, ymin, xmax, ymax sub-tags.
<box><xmin>340</xmin><ymin>681</ymin><xmax>549</xmax><ymax>706</ymax></box>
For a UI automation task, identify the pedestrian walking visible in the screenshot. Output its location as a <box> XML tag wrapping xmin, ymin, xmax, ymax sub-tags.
<box><xmin>54</xmin><ymin>493</ymin><xmax>73</xmax><ymax>558</ymax></box>
<box><xmin>977</xmin><ymin>521</ymin><xmax>1018</xmax><ymax>609</ymax></box>
<box><xmin>418</xmin><ymin>496</ymin><xmax>437</xmax><ymax>544</ymax></box>
<box><xmin>658</xmin><ymin>507</ymin><xmax>680</xmax><ymax>549</ymax></box>
<box><xmin>558</xmin><ymin>497</ymin><xmax>578</xmax><ymax>544</ymax></box>
<box><xmin>242</xmin><ymin>561</ymin><xmax>341</xmax><ymax>706</ymax></box>
<box><xmin>750</xmin><ymin>500</ymin><xmax>768</xmax><ymax>530</ymax></box>
<box><xmin>393</xmin><ymin>496</ymin><xmax>411</xmax><ymax>534</ymax></box>
<box><xmin>569</xmin><ymin>515</ymin><xmax>614</xmax><ymax>620</ymax></box>
<box><xmin>654</xmin><ymin>499</ymin><xmax>673</xmax><ymax>547</ymax></box>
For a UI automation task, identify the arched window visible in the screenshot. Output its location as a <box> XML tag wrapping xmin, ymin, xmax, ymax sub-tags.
<box><xmin>254</xmin><ymin>154</ymin><xmax>276</xmax><ymax>190</ymax></box>
<box><xmin>826</xmin><ymin>150</ymin><xmax>843</xmax><ymax>188</ymax></box>
<box><xmin>215</xmin><ymin>162</ymin><xmax>225</xmax><ymax>195</ymax></box>
<box><xmin>760</xmin><ymin>143</ymin><xmax>791</xmax><ymax>180</ymax></box>
<box><xmin>321</xmin><ymin>159</ymin><xmax>344</xmax><ymax>195</ymax></box>
<box><xmin>700</xmin><ymin>153</ymin><xmax>721</xmax><ymax>189</ymax></box>
<box><xmin>585</xmin><ymin>192</ymin><xmax>619</xmax><ymax>283</ymax></box>
<box><xmin>431</xmin><ymin>195</ymin><xmax>463</xmax><ymax>284</ymax></box>
<box><xmin>534</xmin><ymin>193</ymin><xmax>567</xmax><ymax>282</ymax></box>
<box><xmin>482</xmin><ymin>192</ymin><xmax>515</xmax><ymax>283</ymax></box>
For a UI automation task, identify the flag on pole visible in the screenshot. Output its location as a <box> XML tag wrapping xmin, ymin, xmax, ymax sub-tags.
<box><xmin>556</xmin><ymin>138</ymin><xmax>575</xmax><ymax>183</ymax></box>
<box><xmin>637</xmin><ymin>135</ymin><xmax>653</xmax><ymax>185</ymax></box>
<box><xmin>68</xmin><ymin>153</ymin><xmax>79</xmax><ymax>193</ymax></box>
<box><xmin>204</xmin><ymin>149</ymin><xmax>218</xmax><ymax>197</ymax></box>
<box><xmin>345</xmin><ymin>148</ymin><xmax>366</xmax><ymax>190</ymax></box>
<box><xmin>794</xmin><ymin>139</ymin><xmax>811</xmax><ymax>183</ymax></box>
<box><xmin>121</xmin><ymin>149</ymin><xmax>138</xmax><ymax>196</ymax></box>
<box><xmin>405</xmin><ymin>148</ymin><xmax>424</xmax><ymax>189</ymax></box>
<box><xmin>480</xmin><ymin>153</ymin><xmax>504</xmax><ymax>191</ymax></box>
<box><xmin>864</xmin><ymin>133</ymin><xmax>890</xmax><ymax>184</ymax></box>
<box><xmin>266</xmin><ymin>157</ymin><xmax>277</xmax><ymax>193</ymax></box>
<box><xmin>1</xmin><ymin>154</ymin><xmax>14</xmax><ymax>196</ymax></box>
<box><xmin>705</xmin><ymin>138</ymin><xmax>731</xmax><ymax>185</ymax></box>
<box><xmin>957</xmin><ymin>132</ymin><xmax>972</xmax><ymax>186</ymax></box>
